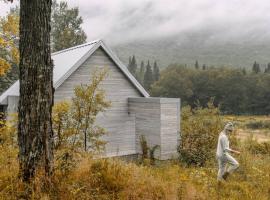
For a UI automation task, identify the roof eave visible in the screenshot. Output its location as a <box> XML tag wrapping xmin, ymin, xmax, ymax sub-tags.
<box><xmin>0</xmin><ymin>39</ymin><xmax>150</xmax><ymax>103</ymax></box>
<box><xmin>54</xmin><ymin>41</ymin><xmax>101</xmax><ymax>89</ymax></box>
<box><xmin>55</xmin><ymin>39</ymin><xmax>150</xmax><ymax>97</ymax></box>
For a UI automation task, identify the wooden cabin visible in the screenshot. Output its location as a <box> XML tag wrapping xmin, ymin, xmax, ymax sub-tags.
<box><xmin>0</xmin><ymin>39</ymin><xmax>180</xmax><ymax>160</ymax></box>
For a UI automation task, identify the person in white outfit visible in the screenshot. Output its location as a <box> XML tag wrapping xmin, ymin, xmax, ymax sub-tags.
<box><xmin>216</xmin><ymin>122</ymin><xmax>240</xmax><ymax>181</ymax></box>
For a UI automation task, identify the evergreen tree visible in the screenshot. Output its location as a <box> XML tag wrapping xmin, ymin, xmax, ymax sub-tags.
<box><xmin>130</xmin><ymin>55</ymin><xmax>137</xmax><ymax>74</ymax></box>
<box><xmin>128</xmin><ymin>56</ymin><xmax>131</xmax><ymax>69</ymax></box>
<box><xmin>144</xmin><ymin>60</ymin><xmax>153</xmax><ymax>90</ymax></box>
<box><xmin>51</xmin><ymin>0</ymin><xmax>87</xmax><ymax>52</ymax></box>
<box><xmin>252</xmin><ymin>61</ymin><xmax>261</xmax><ymax>74</ymax></box>
<box><xmin>202</xmin><ymin>64</ymin><xmax>206</xmax><ymax>70</ymax></box>
<box><xmin>264</xmin><ymin>63</ymin><xmax>270</xmax><ymax>73</ymax></box>
<box><xmin>138</xmin><ymin>61</ymin><xmax>145</xmax><ymax>84</ymax></box>
<box><xmin>195</xmin><ymin>60</ymin><xmax>199</xmax><ymax>70</ymax></box>
<box><xmin>242</xmin><ymin>68</ymin><xmax>247</xmax><ymax>75</ymax></box>
<box><xmin>127</xmin><ymin>55</ymin><xmax>137</xmax><ymax>76</ymax></box>
<box><xmin>153</xmin><ymin>61</ymin><xmax>160</xmax><ymax>81</ymax></box>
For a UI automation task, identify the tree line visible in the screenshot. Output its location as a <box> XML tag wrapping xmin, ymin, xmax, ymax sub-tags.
<box><xmin>151</xmin><ymin>64</ymin><xmax>270</xmax><ymax>115</ymax></box>
<box><xmin>252</xmin><ymin>61</ymin><xmax>270</xmax><ymax>74</ymax></box>
<box><xmin>195</xmin><ymin>60</ymin><xmax>270</xmax><ymax>74</ymax></box>
<box><xmin>127</xmin><ymin>55</ymin><xmax>160</xmax><ymax>90</ymax></box>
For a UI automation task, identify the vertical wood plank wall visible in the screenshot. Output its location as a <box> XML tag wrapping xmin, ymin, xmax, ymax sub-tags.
<box><xmin>54</xmin><ymin>47</ymin><xmax>142</xmax><ymax>157</ymax></box>
<box><xmin>128</xmin><ymin>97</ymin><xmax>180</xmax><ymax>160</ymax></box>
<box><xmin>128</xmin><ymin>99</ymin><xmax>161</xmax><ymax>157</ymax></box>
<box><xmin>160</xmin><ymin>100</ymin><xmax>180</xmax><ymax>159</ymax></box>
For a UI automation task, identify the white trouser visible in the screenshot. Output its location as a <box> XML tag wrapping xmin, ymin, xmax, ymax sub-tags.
<box><xmin>217</xmin><ymin>153</ymin><xmax>239</xmax><ymax>180</ymax></box>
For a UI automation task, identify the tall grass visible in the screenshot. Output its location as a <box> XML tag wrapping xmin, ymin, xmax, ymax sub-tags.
<box><xmin>0</xmin><ymin>137</ymin><xmax>269</xmax><ymax>199</ymax></box>
<box><xmin>0</xmin><ymin>111</ymin><xmax>269</xmax><ymax>199</ymax></box>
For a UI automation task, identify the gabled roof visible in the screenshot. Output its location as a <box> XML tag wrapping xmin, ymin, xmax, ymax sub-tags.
<box><xmin>0</xmin><ymin>39</ymin><xmax>149</xmax><ymax>105</ymax></box>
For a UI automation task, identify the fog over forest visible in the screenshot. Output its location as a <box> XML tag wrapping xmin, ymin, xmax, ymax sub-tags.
<box><xmin>1</xmin><ymin>0</ymin><xmax>270</xmax><ymax>67</ymax></box>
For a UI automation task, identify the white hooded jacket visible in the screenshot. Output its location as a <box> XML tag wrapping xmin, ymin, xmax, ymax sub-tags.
<box><xmin>216</xmin><ymin>131</ymin><xmax>232</xmax><ymax>158</ymax></box>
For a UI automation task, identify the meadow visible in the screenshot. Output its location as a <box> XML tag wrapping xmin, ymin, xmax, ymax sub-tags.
<box><xmin>225</xmin><ymin>115</ymin><xmax>270</xmax><ymax>142</ymax></box>
<box><xmin>0</xmin><ymin>111</ymin><xmax>269</xmax><ymax>200</ymax></box>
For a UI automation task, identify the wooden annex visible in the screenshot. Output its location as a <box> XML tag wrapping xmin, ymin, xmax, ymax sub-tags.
<box><xmin>0</xmin><ymin>40</ymin><xmax>180</xmax><ymax>160</ymax></box>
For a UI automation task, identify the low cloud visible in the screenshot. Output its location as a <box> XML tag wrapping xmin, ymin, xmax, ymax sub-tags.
<box><xmin>1</xmin><ymin>0</ymin><xmax>270</xmax><ymax>45</ymax></box>
<box><xmin>67</xmin><ymin>0</ymin><xmax>270</xmax><ymax>45</ymax></box>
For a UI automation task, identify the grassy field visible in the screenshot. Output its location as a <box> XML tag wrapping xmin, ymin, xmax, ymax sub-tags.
<box><xmin>0</xmin><ymin>144</ymin><xmax>269</xmax><ymax>199</ymax></box>
<box><xmin>0</xmin><ymin>115</ymin><xmax>269</xmax><ymax>200</ymax></box>
<box><xmin>224</xmin><ymin>115</ymin><xmax>270</xmax><ymax>142</ymax></box>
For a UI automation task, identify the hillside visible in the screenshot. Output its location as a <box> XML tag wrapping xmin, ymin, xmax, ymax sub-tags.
<box><xmin>112</xmin><ymin>34</ymin><xmax>270</xmax><ymax>69</ymax></box>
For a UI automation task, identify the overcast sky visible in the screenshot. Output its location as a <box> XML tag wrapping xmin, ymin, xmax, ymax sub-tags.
<box><xmin>1</xmin><ymin>0</ymin><xmax>270</xmax><ymax>45</ymax></box>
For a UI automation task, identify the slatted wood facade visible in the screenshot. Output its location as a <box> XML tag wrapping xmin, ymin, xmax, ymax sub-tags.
<box><xmin>54</xmin><ymin>47</ymin><xmax>142</xmax><ymax>157</ymax></box>
<box><xmin>1</xmin><ymin>41</ymin><xmax>181</xmax><ymax>160</ymax></box>
<box><xmin>160</xmin><ymin>100</ymin><xmax>180</xmax><ymax>159</ymax></box>
<box><xmin>128</xmin><ymin>97</ymin><xmax>180</xmax><ymax>160</ymax></box>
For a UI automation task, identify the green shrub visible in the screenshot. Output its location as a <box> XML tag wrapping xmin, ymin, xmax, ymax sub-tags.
<box><xmin>178</xmin><ymin>100</ymin><xmax>224</xmax><ymax>166</ymax></box>
<box><xmin>139</xmin><ymin>135</ymin><xmax>160</xmax><ymax>165</ymax></box>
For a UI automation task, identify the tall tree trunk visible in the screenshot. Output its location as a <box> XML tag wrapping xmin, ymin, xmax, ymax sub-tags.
<box><xmin>18</xmin><ymin>0</ymin><xmax>54</xmax><ymax>182</ymax></box>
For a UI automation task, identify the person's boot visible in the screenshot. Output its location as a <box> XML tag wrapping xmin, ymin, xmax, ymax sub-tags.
<box><xmin>222</xmin><ymin>172</ymin><xmax>230</xmax><ymax>180</ymax></box>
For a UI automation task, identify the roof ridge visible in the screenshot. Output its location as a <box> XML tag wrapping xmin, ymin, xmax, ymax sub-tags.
<box><xmin>52</xmin><ymin>39</ymin><xmax>101</xmax><ymax>56</ymax></box>
<box><xmin>0</xmin><ymin>39</ymin><xmax>149</xmax><ymax>105</ymax></box>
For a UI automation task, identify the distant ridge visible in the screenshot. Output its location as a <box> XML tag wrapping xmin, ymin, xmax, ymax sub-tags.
<box><xmin>112</xmin><ymin>35</ymin><xmax>270</xmax><ymax>70</ymax></box>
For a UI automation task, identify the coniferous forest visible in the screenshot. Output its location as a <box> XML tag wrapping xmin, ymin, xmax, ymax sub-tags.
<box><xmin>127</xmin><ymin>58</ymin><xmax>270</xmax><ymax>115</ymax></box>
<box><xmin>127</xmin><ymin>55</ymin><xmax>160</xmax><ymax>91</ymax></box>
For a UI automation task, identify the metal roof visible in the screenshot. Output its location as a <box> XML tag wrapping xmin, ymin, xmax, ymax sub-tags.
<box><xmin>0</xmin><ymin>39</ymin><xmax>149</xmax><ymax>105</ymax></box>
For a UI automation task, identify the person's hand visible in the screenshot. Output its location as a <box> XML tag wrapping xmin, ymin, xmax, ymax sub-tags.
<box><xmin>234</xmin><ymin>150</ymin><xmax>241</xmax><ymax>154</ymax></box>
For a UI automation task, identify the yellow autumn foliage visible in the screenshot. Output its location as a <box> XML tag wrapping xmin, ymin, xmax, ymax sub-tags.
<box><xmin>52</xmin><ymin>68</ymin><xmax>111</xmax><ymax>153</ymax></box>
<box><xmin>0</xmin><ymin>58</ymin><xmax>11</xmax><ymax>75</ymax></box>
<box><xmin>0</xmin><ymin>12</ymin><xmax>19</xmax><ymax>76</ymax></box>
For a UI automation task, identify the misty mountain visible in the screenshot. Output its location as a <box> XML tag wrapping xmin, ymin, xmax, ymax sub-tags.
<box><xmin>112</xmin><ymin>34</ymin><xmax>270</xmax><ymax>70</ymax></box>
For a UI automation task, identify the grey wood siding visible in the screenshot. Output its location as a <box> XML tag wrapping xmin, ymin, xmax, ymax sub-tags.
<box><xmin>129</xmin><ymin>97</ymin><xmax>180</xmax><ymax>160</ymax></box>
<box><xmin>128</xmin><ymin>101</ymin><xmax>161</xmax><ymax>157</ymax></box>
<box><xmin>7</xmin><ymin>96</ymin><xmax>19</xmax><ymax>113</ymax></box>
<box><xmin>160</xmin><ymin>102</ymin><xmax>180</xmax><ymax>159</ymax></box>
<box><xmin>54</xmin><ymin>47</ymin><xmax>142</xmax><ymax>157</ymax></box>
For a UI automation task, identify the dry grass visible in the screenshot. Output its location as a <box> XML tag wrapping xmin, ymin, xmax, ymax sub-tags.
<box><xmin>0</xmin><ymin>115</ymin><xmax>269</xmax><ymax>200</ymax></box>
<box><xmin>224</xmin><ymin>115</ymin><xmax>270</xmax><ymax>142</ymax></box>
<box><xmin>0</xmin><ymin>147</ymin><xmax>181</xmax><ymax>200</ymax></box>
<box><xmin>0</xmin><ymin>144</ymin><xmax>269</xmax><ymax>200</ymax></box>
<box><xmin>237</xmin><ymin>128</ymin><xmax>270</xmax><ymax>142</ymax></box>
